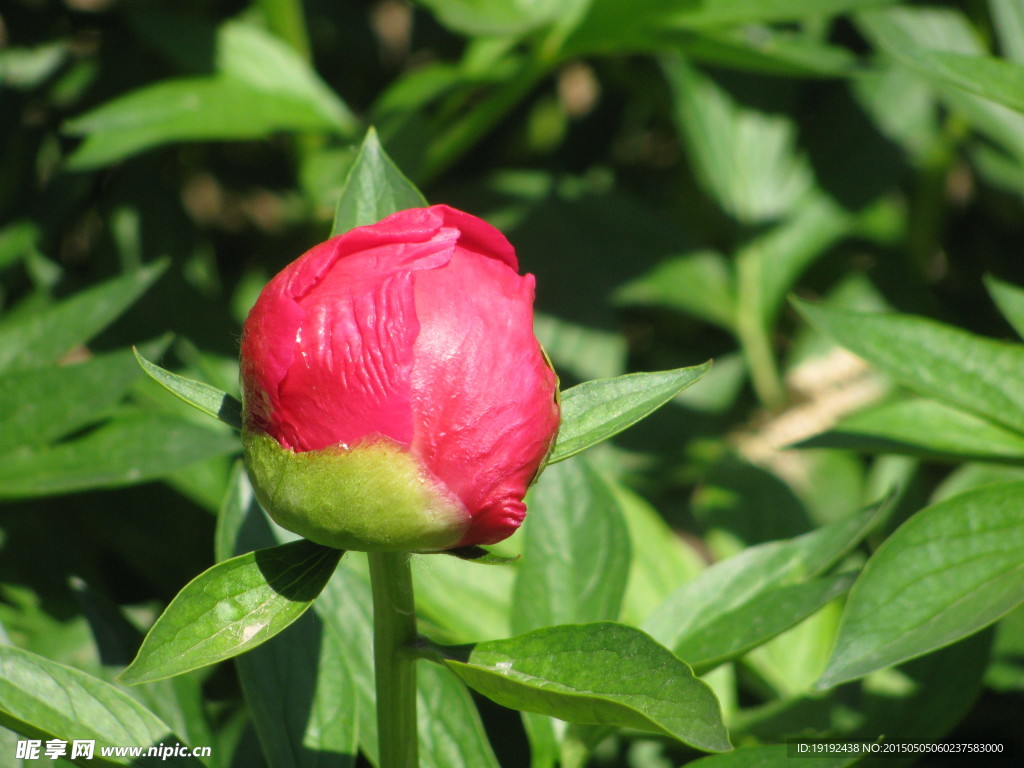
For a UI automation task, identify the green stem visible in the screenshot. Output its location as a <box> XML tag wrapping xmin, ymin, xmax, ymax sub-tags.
<box><xmin>736</xmin><ymin>245</ymin><xmax>785</xmax><ymax>410</ymax></box>
<box><xmin>256</xmin><ymin>0</ymin><xmax>311</xmax><ymax>61</ymax></box>
<box><xmin>368</xmin><ymin>551</ymin><xmax>419</xmax><ymax>768</ymax></box>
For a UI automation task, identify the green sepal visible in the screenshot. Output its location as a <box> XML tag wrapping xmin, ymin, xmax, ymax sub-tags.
<box><xmin>243</xmin><ymin>429</ymin><xmax>469</xmax><ymax>552</ymax></box>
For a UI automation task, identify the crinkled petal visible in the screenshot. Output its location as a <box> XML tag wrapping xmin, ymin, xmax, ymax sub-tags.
<box><xmin>410</xmin><ymin>249</ymin><xmax>559</xmax><ymax>545</ymax></box>
<box><xmin>242</xmin><ymin>208</ymin><xmax>460</xmax><ymax>451</ymax></box>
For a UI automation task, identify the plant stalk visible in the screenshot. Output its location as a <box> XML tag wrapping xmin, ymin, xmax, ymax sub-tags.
<box><xmin>736</xmin><ymin>245</ymin><xmax>785</xmax><ymax>410</ymax></box>
<box><xmin>368</xmin><ymin>551</ymin><xmax>419</xmax><ymax>768</ymax></box>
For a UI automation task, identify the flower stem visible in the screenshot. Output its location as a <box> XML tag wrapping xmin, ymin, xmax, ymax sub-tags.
<box><xmin>368</xmin><ymin>551</ymin><xmax>419</xmax><ymax>768</ymax></box>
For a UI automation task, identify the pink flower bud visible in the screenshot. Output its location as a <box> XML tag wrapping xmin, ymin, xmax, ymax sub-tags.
<box><xmin>240</xmin><ymin>205</ymin><xmax>559</xmax><ymax>552</ymax></box>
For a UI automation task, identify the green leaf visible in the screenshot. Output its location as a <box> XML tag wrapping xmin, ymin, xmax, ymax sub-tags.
<box><xmin>120</xmin><ymin>539</ymin><xmax>342</xmax><ymax>685</ymax></box>
<box><xmin>512</xmin><ymin>457</ymin><xmax>631</xmax><ymax>634</ymax></box>
<box><xmin>0</xmin><ymin>413</ymin><xmax>239</xmax><ymax>499</ymax></box>
<box><xmin>65</xmin><ymin>21</ymin><xmax>356</xmax><ymax>169</ymax></box>
<box><xmin>134</xmin><ymin>348</ymin><xmax>242</xmax><ymax>430</ymax></box>
<box><xmin>795</xmin><ymin>301</ymin><xmax>1024</xmax><ymax>436</ymax></box>
<box><xmin>676</xmin><ymin>574</ymin><xmax>855</xmax><ymax>673</ymax></box>
<box><xmin>859</xmin><ymin>8</ymin><xmax>1024</xmax><ymax>114</ymax></box>
<box><xmin>331</xmin><ymin>127</ymin><xmax>428</xmax><ymax>237</ymax></box>
<box><xmin>0</xmin><ymin>261</ymin><xmax>166</xmax><ymax>374</ymax></box>
<box><xmin>803</xmin><ymin>397</ymin><xmax>1024</xmax><ymax>462</ymax></box>
<box><xmin>686</xmin><ymin>743</ymin><xmax>861</xmax><ymax>768</ymax></box>
<box><xmin>985</xmin><ymin>274</ymin><xmax>1024</xmax><ymax>340</ymax></box>
<box><xmin>70</xmin><ymin>578</ymin><xmax>216</xmax><ymax>757</ymax></box>
<box><xmin>215</xmin><ymin>473</ymin><xmax>359</xmax><ymax>768</ymax></box>
<box><xmin>66</xmin><ymin>79</ymin><xmax>343</xmax><ymax>169</ymax></box>
<box><xmin>416</xmin><ymin>664</ymin><xmax>502</xmax><ymax>768</ymax></box>
<box><xmin>415</xmin><ymin>0</ymin><xmax>577</xmax><ymax>36</ymax></box>
<box><xmin>413</xmin><ymin>552</ymin><xmax>515</xmax><ymax>644</ymax></box>
<box><xmin>215</xmin><ymin>20</ymin><xmax>355</xmax><ymax>131</ymax></box>
<box><xmin>0</xmin><ymin>340</ymin><xmax>166</xmax><ymax>455</ymax></box>
<box><xmin>437</xmin><ymin>622</ymin><xmax>731</xmax><ymax>753</ymax></box>
<box><xmin>532</xmin><ymin>312</ymin><xmax>627</xmax><ymax>382</ymax></box>
<box><xmin>566</xmin><ymin>0</ymin><xmax>900</xmax><ymax>55</ymax></box>
<box><xmin>678</xmin><ymin>27</ymin><xmax>859</xmax><ymax>78</ymax></box>
<box><xmin>644</xmin><ymin>506</ymin><xmax>883</xmax><ymax>658</ymax></box>
<box><xmin>614</xmin><ymin>250</ymin><xmax>736</xmax><ymax>331</ymax></box>
<box><xmin>662</xmin><ymin>54</ymin><xmax>813</xmax><ymax>224</ymax></box>
<box><xmin>0</xmin><ymin>644</ymin><xmax>202</xmax><ymax>767</ymax></box>
<box><xmin>817</xmin><ymin>481</ymin><xmax>1024</xmax><ymax>688</ymax></box>
<box><xmin>237</xmin><ymin>614</ymin><xmax>358</xmax><ymax>768</ymax></box>
<box><xmin>617</xmin><ymin>482</ymin><xmax>705</xmax><ymax>626</ymax></box>
<box><xmin>549</xmin><ymin>362</ymin><xmax>710</xmax><ymax>464</ymax></box>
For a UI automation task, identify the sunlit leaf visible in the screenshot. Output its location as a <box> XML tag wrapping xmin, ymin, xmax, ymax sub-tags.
<box><xmin>818</xmin><ymin>482</ymin><xmax>1024</xmax><ymax>687</ymax></box>
<box><xmin>121</xmin><ymin>540</ymin><xmax>342</xmax><ymax>685</ymax></box>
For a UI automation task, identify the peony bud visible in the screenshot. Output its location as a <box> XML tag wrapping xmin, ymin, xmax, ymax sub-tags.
<box><xmin>240</xmin><ymin>205</ymin><xmax>559</xmax><ymax>552</ymax></box>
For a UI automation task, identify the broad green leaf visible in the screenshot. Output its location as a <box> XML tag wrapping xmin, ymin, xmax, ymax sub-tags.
<box><xmin>65</xmin><ymin>21</ymin><xmax>355</xmax><ymax>169</ymax></box>
<box><xmin>215</xmin><ymin>20</ymin><xmax>354</xmax><ymax>131</ymax></box>
<box><xmin>437</xmin><ymin>622</ymin><xmax>731</xmax><ymax>753</ymax></box>
<box><xmin>0</xmin><ymin>340</ymin><xmax>166</xmax><ymax>455</ymax></box>
<box><xmin>687</xmin><ymin>743</ymin><xmax>861</xmax><ymax>767</ymax></box>
<box><xmin>216</xmin><ymin>471</ymin><xmax>359</xmax><ymax>768</ymax></box>
<box><xmin>331</xmin><ymin>127</ymin><xmax>427</xmax><ymax>237</ymax></box>
<box><xmin>0</xmin><ymin>644</ymin><xmax>202</xmax><ymax>767</ymax></box>
<box><xmin>617</xmin><ymin>482</ymin><xmax>705</xmax><ymax>626</ymax></box>
<box><xmin>859</xmin><ymin>9</ymin><xmax>1024</xmax><ymax>114</ymax></box>
<box><xmin>532</xmin><ymin>312</ymin><xmax>626</xmax><ymax>382</ymax></box>
<box><xmin>513</xmin><ymin>458</ymin><xmax>630</xmax><ymax>634</ymax></box>
<box><xmin>66</xmin><ymin>79</ymin><xmax>345</xmax><ymax>169</ymax></box>
<box><xmin>662</xmin><ymin>55</ymin><xmax>813</xmax><ymax>224</ymax></box>
<box><xmin>549</xmin><ymin>362</ymin><xmax>710</xmax><ymax>463</ymax></box>
<box><xmin>413</xmin><ymin>552</ymin><xmax>515</xmax><ymax>644</ymax></box>
<box><xmin>817</xmin><ymin>481</ymin><xmax>1024</xmax><ymax>688</ymax></box>
<box><xmin>644</xmin><ymin>506</ymin><xmax>882</xmax><ymax>655</ymax></box>
<box><xmin>796</xmin><ymin>301</ymin><xmax>1024</xmax><ymax>436</ymax></box>
<box><xmin>985</xmin><ymin>274</ymin><xmax>1024</xmax><ymax>340</ymax></box>
<box><xmin>803</xmin><ymin>397</ymin><xmax>1024</xmax><ymax>462</ymax></box>
<box><xmin>120</xmin><ymin>539</ymin><xmax>342</xmax><ymax>685</ymax></box>
<box><xmin>858</xmin><ymin>630</ymin><xmax>992</xmax><ymax>754</ymax></box>
<box><xmin>306</xmin><ymin>558</ymin><xmax>379</xmax><ymax>764</ymax></box>
<box><xmin>0</xmin><ymin>261</ymin><xmax>166</xmax><ymax>374</ymax></box>
<box><xmin>70</xmin><ymin>578</ymin><xmax>216</xmax><ymax>760</ymax></box>
<box><xmin>875</xmin><ymin>6</ymin><xmax>1024</xmax><ymax>162</ymax></box>
<box><xmin>0</xmin><ymin>412</ymin><xmax>239</xmax><ymax>498</ymax></box>
<box><xmin>134</xmin><ymin>349</ymin><xmax>242</xmax><ymax>430</ymax></box>
<box><xmin>676</xmin><ymin>574</ymin><xmax>855</xmax><ymax>673</ymax></box>
<box><xmin>415</xmin><ymin>663</ymin><xmax>501</xmax><ymax>768</ymax></box>
<box><xmin>565</xmin><ymin>0</ymin><xmax>899</xmax><ymax>55</ymax></box>
<box><xmin>614</xmin><ymin>250</ymin><xmax>736</xmax><ymax>330</ymax></box>
<box><xmin>743</xmin><ymin>596</ymin><xmax>843</xmax><ymax>697</ymax></box>
<box><xmin>520</xmin><ymin>712</ymin><xmax>559</xmax><ymax>768</ymax></box>
<box><xmin>679</xmin><ymin>27</ymin><xmax>859</xmax><ymax>78</ymax></box>
<box><xmin>237</xmin><ymin>614</ymin><xmax>358</xmax><ymax>768</ymax></box>
<box><xmin>932</xmin><ymin>462</ymin><xmax>1024</xmax><ymax>504</ymax></box>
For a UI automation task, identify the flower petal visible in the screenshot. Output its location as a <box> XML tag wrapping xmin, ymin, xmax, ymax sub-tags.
<box><xmin>411</xmin><ymin>248</ymin><xmax>559</xmax><ymax>545</ymax></box>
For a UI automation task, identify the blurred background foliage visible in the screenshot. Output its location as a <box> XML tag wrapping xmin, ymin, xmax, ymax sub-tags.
<box><xmin>2</xmin><ymin>0</ymin><xmax>1024</xmax><ymax>766</ymax></box>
